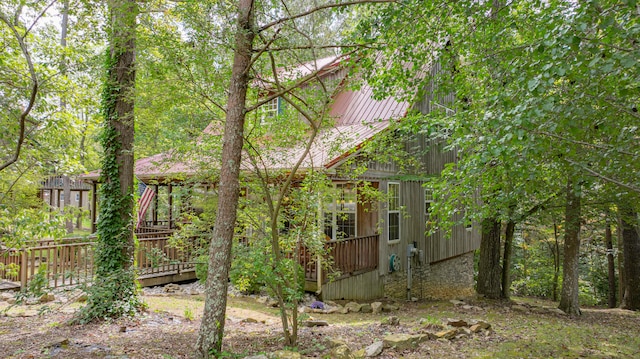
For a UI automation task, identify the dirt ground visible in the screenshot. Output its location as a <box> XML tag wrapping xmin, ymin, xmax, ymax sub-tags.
<box><xmin>1</xmin><ymin>290</ymin><xmax>639</xmax><ymax>359</ymax></box>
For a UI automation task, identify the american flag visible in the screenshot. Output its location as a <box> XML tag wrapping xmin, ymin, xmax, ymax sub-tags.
<box><xmin>136</xmin><ymin>182</ymin><xmax>155</xmax><ymax>229</ymax></box>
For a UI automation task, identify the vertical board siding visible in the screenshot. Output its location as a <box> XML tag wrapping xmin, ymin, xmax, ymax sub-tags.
<box><xmin>321</xmin><ymin>269</ymin><xmax>383</xmax><ymax>301</ymax></box>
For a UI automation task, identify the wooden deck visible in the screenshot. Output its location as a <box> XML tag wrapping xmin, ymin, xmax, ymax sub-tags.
<box><xmin>0</xmin><ymin>227</ymin><xmax>205</xmax><ymax>291</ymax></box>
<box><xmin>2</xmin><ymin>231</ymin><xmax>380</xmax><ymax>297</ymax></box>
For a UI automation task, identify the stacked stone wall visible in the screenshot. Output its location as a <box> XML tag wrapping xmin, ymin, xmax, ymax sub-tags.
<box><xmin>383</xmin><ymin>252</ymin><xmax>475</xmax><ymax>300</ymax></box>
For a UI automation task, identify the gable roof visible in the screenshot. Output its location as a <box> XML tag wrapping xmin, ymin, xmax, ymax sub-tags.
<box><xmin>81</xmin><ymin>57</ymin><xmax>409</xmax><ymax>182</ymax></box>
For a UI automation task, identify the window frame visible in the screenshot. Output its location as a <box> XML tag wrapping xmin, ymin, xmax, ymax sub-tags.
<box><xmin>323</xmin><ymin>182</ymin><xmax>357</xmax><ymax>240</ymax></box>
<box><xmin>387</xmin><ymin>182</ymin><xmax>400</xmax><ymax>243</ymax></box>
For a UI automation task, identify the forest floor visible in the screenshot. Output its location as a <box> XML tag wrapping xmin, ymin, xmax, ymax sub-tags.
<box><xmin>1</xmin><ymin>287</ymin><xmax>639</xmax><ymax>359</ymax></box>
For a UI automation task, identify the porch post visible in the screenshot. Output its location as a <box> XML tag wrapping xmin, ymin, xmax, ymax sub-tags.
<box><xmin>152</xmin><ymin>184</ymin><xmax>159</xmax><ymax>225</ymax></box>
<box><xmin>63</xmin><ymin>176</ymin><xmax>73</xmax><ymax>233</ymax></box>
<box><xmin>77</xmin><ymin>190</ymin><xmax>83</xmax><ymax>229</ymax></box>
<box><xmin>91</xmin><ymin>182</ymin><xmax>98</xmax><ymax>233</ymax></box>
<box><xmin>168</xmin><ymin>183</ymin><xmax>173</xmax><ymax>229</ymax></box>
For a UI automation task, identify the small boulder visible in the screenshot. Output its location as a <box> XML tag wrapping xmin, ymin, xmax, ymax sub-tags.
<box><xmin>163</xmin><ymin>283</ymin><xmax>182</xmax><ymax>293</ymax></box>
<box><xmin>241</xmin><ymin>317</ymin><xmax>259</xmax><ymax>323</ymax></box>
<box><xmin>345</xmin><ymin>302</ymin><xmax>362</xmax><ymax>313</ymax></box>
<box><xmin>330</xmin><ymin>344</ymin><xmax>354</xmax><ymax>359</ymax></box>
<box><xmin>381</xmin><ymin>316</ymin><xmax>399</xmax><ymax>326</ymax></box>
<box><xmin>449</xmin><ymin>299</ymin><xmax>465</xmax><ymax>306</ymax></box>
<box><xmin>325</xmin><ymin>300</ymin><xmax>338</xmax><ymax>307</ymax></box>
<box><xmin>302</xmin><ymin>306</ymin><xmax>314</xmax><ymax>313</ymax></box>
<box><xmin>324</xmin><ymin>307</ymin><xmax>339</xmax><ymax>314</ymax></box>
<box><xmin>383</xmin><ymin>334</ymin><xmax>428</xmax><ymax>350</ymax></box>
<box><xmin>39</xmin><ymin>293</ymin><xmax>55</xmax><ymax>303</ymax></box>
<box><xmin>269</xmin><ymin>350</ymin><xmax>301</xmax><ymax>359</ymax></box>
<box><xmin>327</xmin><ymin>338</ymin><xmax>347</xmax><ymax>348</ymax></box>
<box><xmin>302</xmin><ymin>320</ymin><xmax>329</xmax><ymax>327</ymax></box>
<box><xmin>245</xmin><ymin>355</ymin><xmax>268</xmax><ymax>359</ymax></box>
<box><xmin>435</xmin><ymin>329</ymin><xmax>458</xmax><ymax>340</ymax></box>
<box><xmin>257</xmin><ymin>296</ymin><xmax>269</xmax><ymax>304</ymax></box>
<box><xmin>382</xmin><ymin>304</ymin><xmax>399</xmax><ymax>312</ymax></box>
<box><xmin>446</xmin><ymin>318</ymin><xmax>468</xmax><ymax>327</ymax></box>
<box><xmin>371</xmin><ymin>302</ymin><xmax>382</xmax><ymax>314</ymax></box>
<box><xmin>338</xmin><ymin>307</ymin><xmax>349</xmax><ymax>314</ymax></box>
<box><xmin>364</xmin><ymin>341</ymin><xmax>384</xmax><ymax>357</ymax></box>
<box><xmin>360</xmin><ymin>304</ymin><xmax>372</xmax><ymax>313</ymax></box>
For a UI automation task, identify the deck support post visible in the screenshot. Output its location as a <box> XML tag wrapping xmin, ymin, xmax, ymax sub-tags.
<box><xmin>316</xmin><ymin>254</ymin><xmax>322</xmax><ymax>295</ymax></box>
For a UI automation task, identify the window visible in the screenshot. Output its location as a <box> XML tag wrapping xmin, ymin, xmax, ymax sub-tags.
<box><xmin>260</xmin><ymin>97</ymin><xmax>280</xmax><ymax>123</ymax></box>
<box><xmin>425</xmin><ymin>188</ymin><xmax>434</xmax><ymax>233</ymax></box>
<box><xmin>388</xmin><ymin>182</ymin><xmax>400</xmax><ymax>242</ymax></box>
<box><xmin>323</xmin><ymin>183</ymin><xmax>357</xmax><ymax>240</ymax></box>
<box><xmin>75</xmin><ymin>193</ymin><xmax>80</xmax><ymax>202</ymax></box>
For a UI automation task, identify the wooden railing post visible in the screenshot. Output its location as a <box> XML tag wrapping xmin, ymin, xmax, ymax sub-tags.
<box><xmin>20</xmin><ymin>250</ymin><xmax>27</xmax><ymax>289</ymax></box>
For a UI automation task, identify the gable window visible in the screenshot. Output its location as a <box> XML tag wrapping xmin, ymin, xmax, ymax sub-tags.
<box><xmin>260</xmin><ymin>97</ymin><xmax>280</xmax><ymax>124</ymax></box>
<box><xmin>388</xmin><ymin>182</ymin><xmax>400</xmax><ymax>242</ymax></box>
<box><xmin>324</xmin><ymin>183</ymin><xmax>356</xmax><ymax>240</ymax></box>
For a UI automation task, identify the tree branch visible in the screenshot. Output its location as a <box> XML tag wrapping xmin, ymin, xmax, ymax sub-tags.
<box><xmin>566</xmin><ymin>159</ymin><xmax>640</xmax><ymax>193</ymax></box>
<box><xmin>258</xmin><ymin>0</ymin><xmax>397</xmax><ymax>33</ymax></box>
<box><xmin>0</xmin><ymin>14</ymin><xmax>39</xmax><ymax>172</ymax></box>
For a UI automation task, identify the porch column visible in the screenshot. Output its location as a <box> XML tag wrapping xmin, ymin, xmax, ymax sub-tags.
<box><xmin>168</xmin><ymin>183</ymin><xmax>173</xmax><ymax>229</ymax></box>
<box><xmin>152</xmin><ymin>184</ymin><xmax>159</xmax><ymax>225</ymax></box>
<box><xmin>63</xmin><ymin>175</ymin><xmax>73</xmax><ymax>233</ymax></box>
<box><xmin>76</xmin><ymin>190</ymin><xmax>84</xmax><ymax>229</ymax></box>
<box><xmin>91</xmin><ymin>182</ymin><xmax>98</xmax><ymax>233</ymax></box>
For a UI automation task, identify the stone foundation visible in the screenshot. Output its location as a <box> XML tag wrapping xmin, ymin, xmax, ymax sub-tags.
<box><xmin>383</xmin><ymin>252</ymin><xmax>475</xmax><ymax>300</ymax></box>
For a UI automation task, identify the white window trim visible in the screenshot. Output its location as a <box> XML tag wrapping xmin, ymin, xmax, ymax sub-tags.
<box><xmin>387</xmin><ymin>182</ymin><xmax>400</xmax><ymax>244</ymax></box>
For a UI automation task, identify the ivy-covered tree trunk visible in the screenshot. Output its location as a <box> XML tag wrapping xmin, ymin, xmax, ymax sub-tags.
<box><xmin>81</xmin><ymin>0</ymin><xmax>140</xmax><ymax>322</ymax></box>
<box><xmin>477</xmin><ymin>217</ymin><xmax>502</xmax><ymax>299</ymax></box>
<box><xmin>620</xmin><ymin>202</ymin><xmax>640</xmax><ymax>311</ymax></box>
<box><xmin>196</xmin><ymin>0</ymin><xmax>255</xmax><ymax>356</ymax></box>
<box><xmin>559</xmin><ymin>178</ymin><xmax>582</xmax><ymax>316</ymax></box>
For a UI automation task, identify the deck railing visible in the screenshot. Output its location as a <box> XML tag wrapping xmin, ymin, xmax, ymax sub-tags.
<box><xmin>0</xmin><ymin>227</ymin><xmax>210</xmax><ymax>290</ymax></box>
<box><xmin>1</xmin><ymin>241</ymin><xmax>94</xmax><ymax>289</ymax></box>
<box><xmin>301</xmin><ymin>234</ymin><xmax>379</xmax><ymax>283</ymax></box>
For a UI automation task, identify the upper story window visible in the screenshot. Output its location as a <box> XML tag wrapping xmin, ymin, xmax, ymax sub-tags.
<box><xmin>260</xmin><ymin>97</ymin><xmax>280</xmax><ymax>124</ymax></box>
<box><xmin>388</xmin><ymin>182</ymin><xmax>400</xmax><ymax>243</ymax></box>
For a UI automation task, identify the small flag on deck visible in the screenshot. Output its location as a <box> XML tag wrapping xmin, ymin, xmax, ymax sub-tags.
<box><xmin>136</xmin><ymin>182</ymin><xmax>155</xmax><ymax>229</ymax></box>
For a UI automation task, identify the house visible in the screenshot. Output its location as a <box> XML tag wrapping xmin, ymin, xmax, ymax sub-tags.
<box><xmin>82</xmin><ymin>56</ymin><xmax>480</xmax><ymax>301</ymax></box>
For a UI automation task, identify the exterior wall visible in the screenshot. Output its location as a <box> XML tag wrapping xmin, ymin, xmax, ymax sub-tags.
<box><xmin>321</xmin><ymin>269</ymin><xmax>384</xmax><ymax>301</ymax></box>
<box><xmin>383</xmin><ymin>251</ymin><xmax>475</xmax><ymax>300</ymax></box>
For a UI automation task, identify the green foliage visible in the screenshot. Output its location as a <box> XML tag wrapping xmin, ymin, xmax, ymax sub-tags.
<box><xmin>0</xmin><ymin>206</ymin><xmax>71</xmax><ymax>248</ymax></box>
<box><xmin>27</xmin><ymin>264</ymin><xmax>49</xmax><ymax>298</ymax></box>
<box><xmin>229</xmin><ymin>245</ymin><xmax>266</xmax><ymax>294</ymax></box>
<box><xmin>77</xmin><ymin>269</ymin><xmax>145</xmax><ymax>323</ymax></box>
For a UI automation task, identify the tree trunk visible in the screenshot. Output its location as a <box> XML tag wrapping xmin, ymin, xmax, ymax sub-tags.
<box><xmin>477</xmin><ymin>217</ymin><xmax>502</xmax><ymax>299</ymax></box>
<box><xmin>552</xmin><ymin>221</ymin><xmax>560</xmax><ymax>301</ymax></box>
<box><xmin>558</xmin><ymin>179</ymin><xmax>581</xmax><ymax>316</ymax></box>
<box><xmin>83</xmin><ymin>0</ymin><xmax>139</xmax><ymax>321</ymax></box>
<box><xmin>196</xmin><ymin>1</ymin><xmax>255</xmax><ymax>357</ymax></box>
<box><xmin>501</xmin><ymin>219</ymin><xmax>515</xmax><ymax>299</ymax></box>
<box><xmin>620</xmin><ymin>203</ymin><xmax>640</xmax><ymax>311</ymax></box>
<box><xmin>617</xmin><ymin>215</ymin><xmax>625</xmax><ymax>306</ymax></box>
<box><xmin>605</xmin><ymin>219</ymin><xmax>616</xmax><ymax>308</ymax></box>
